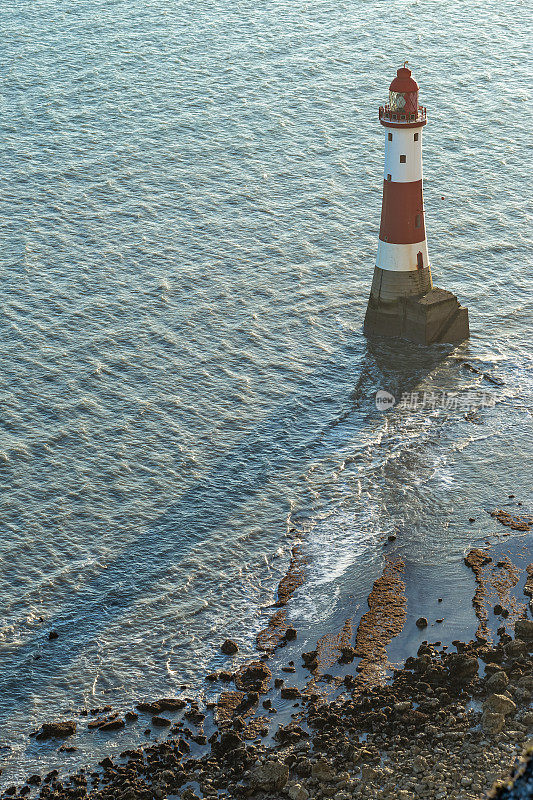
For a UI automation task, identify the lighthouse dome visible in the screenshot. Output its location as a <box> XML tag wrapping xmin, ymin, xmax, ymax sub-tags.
<box><xmin>388</xmin><ymin>65</ymin><xmax>420</xmax><ymax>118</ymax></box>
<box><xmin>389</xmin><ymin>67</ymin><xmax>419</xmax><ymax>93</ymax></box>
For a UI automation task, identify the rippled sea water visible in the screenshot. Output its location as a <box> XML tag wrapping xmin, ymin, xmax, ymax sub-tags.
<box><xmin>0</xmin><ymin>0</ymin><xmax>531</xmax><ymax>783</ymax></box>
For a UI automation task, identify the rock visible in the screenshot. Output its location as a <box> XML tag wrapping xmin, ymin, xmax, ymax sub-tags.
<box><xmin>446</xmin><ymin>653</ymin><xmax>479</xmax><ymax>684</ymax></box>
<box><xmin>217</xmin><ymin>731</ymin><xmax>243</xmax><ymax>754</ymax></box>
<box><xmin>125</xmin><ymin>711</ymin><xmax>138</xmax><ymax>722</ymax></box>
<box><xmin>464</xmin><ymin>548</ymin><xmax>492</xmax><ymax>568</ymax></box>
<box><xmin>288</xmin><ymin>783</ymin><xmax>309</xmax><ymax>800</ymax></box>
<box><xmin>394</xmin><ymin>701</ymin><xmax>411</xmax><ymax>713</ymax></box>
<box><xmin>416</xmin><ymin>617</ymin><xmax>428</xmax><ymax>629</ymax></box>
<box><xmin>302</xmin><ymin>650</ymin><xmax>319</xmax><ymax>670</ymax></box>
<box><xmin>361</xmin><ymin>764</ymin><xmax>381</xmax><ymax>783</ymax></box>
<box><xmin>151</xmin><ymin>716</ymin><xmax>171</xmax><ymax>727</ymax></box>
<box><xmin>285</xmin><ymin>627</ymin><xmax>297</xmax><ymax>641</ymax></box>
<box><xmin>338</xmin><ymin>646</ymin><xmax>357</xmax><ymax>663</ymax></box>
<box><xmin>250</xmin><ymin>759</ymin><xmax>289</xmax><ymax>792</ymax></box>
<box><xmin>99</xmin><ymin>718</ymin><xmax>125</xmax><ymax>732</ymax></box>
<box><xmin>494</xmin><ymin>604</ymin><xmax>504</xmax><ymax>615</ymax></box>
<box><xmin>280</xmin><ymin>687</ymin><xmax>301</xmax><ymax>699</ymax></box>
<box><xmin>221</xmin><ymin>639</ymin><xmax>239</xmax><ymax>655</ymax></box>
<box><xmin>36</xmin><ymin>721</ymin><xmax>76</xmax><ymax>740</ymax></box>
<box><xmin>504</xmin><ymin>639</ymin><xmax>528</xmax><ymax>659</ymax></box>
<box><xmin>48</xmin><ymin>630</ymin><xmax>59</xmax><ymax>640</ymax></box>
<box><xmin>514</xmin><ymin>619</ymin><xmax>533</xmax><ymax>640</ymax></box>
<box><xmin>482</xmin><ymin>710</ymin><xmax>505</xmax><ymax>735</ymax></box>
<box><xmin>312</xmin><ymin>758</ymin><xmax>337</xmax><ymax>782</ymax></box>
<box><xmin>184</xmin><ymin>707</ymin><xmax>205</xmax><ymax>724</ymax></box>
<box><xmin>274</xmin><ymin>723</ymin><xmax>309</xmax><ymax>744</ymax></box>
<box><xmin>136</xmin><ymin>701</ymin><xmax>161</xmax><ymax>714</ymax></box>
<box><xmin>181</xmin><ymin>791</ymin><xmax>200</xmax><ymax>800</ymax></box>
<box><xmin>235</xmin><ymin>660</ymin><xmax>272</xmax><ymax>692</ymax></box>
<box><xmin>514</xmin><ymin>686</ymin><xmax>531</xmax><ymax>704</ymax></box>
<box><xmin>486</xmin><ymin>670</ymin><xmax>509</xmax><ymax>693</ymax></box>
<box><xmin>137</xmin><ymin>698</ymin><xmax>185</xmax><ymax>714</ymax></box>
<box><xmin>483</xmin><ymin>694</ymin><xmax>517</xmax><ymax>715</ymax></box>
<box><xmin>88</xmin><ymin>714</ymin><xmax>115</xmax><ymax>730</ymax></box>
<box><xmin>159</xmin><ymin>697</ymin><xmax>187</xmax><ymax>710</ymax></box>
<box><xmin>413</xmin><ymin>755</ymin><xmax>428</xmax><ymax>772</ymax></box>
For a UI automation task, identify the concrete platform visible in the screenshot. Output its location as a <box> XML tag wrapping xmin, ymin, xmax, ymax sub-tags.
<box><xmin>364</xmin><ymin>285</ymin><xmax>469</xmax><ymax>345</ymax></box>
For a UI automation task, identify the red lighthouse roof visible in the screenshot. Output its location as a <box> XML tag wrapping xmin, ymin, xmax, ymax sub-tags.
<box><xmin>389</xmin><ymin>66</ymin><xmax>419</xmax><ymax>93</ymax></box>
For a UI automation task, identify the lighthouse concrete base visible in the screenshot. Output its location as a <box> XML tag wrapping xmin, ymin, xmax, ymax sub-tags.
<box><xmin>364</xmin><ymin>286</ymin><xmax>469</xmax><ymax>345</ymax></box>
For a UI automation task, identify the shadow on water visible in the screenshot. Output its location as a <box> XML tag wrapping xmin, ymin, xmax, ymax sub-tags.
<box><xmin>0</xmin><ymin>336</ymin><xmax>457</xmax><ymax>724</ymax></box>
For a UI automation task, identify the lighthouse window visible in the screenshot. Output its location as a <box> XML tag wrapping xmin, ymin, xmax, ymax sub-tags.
<box><xmin>388</xmin><ymin>132</ymin><xmax>393</xmax><ymax>141</ymax></box>
<box><xmin>400</xmin><ymin>154</ymin><xmax>406</xmax><ymax>163</ymax></box>
<box><xmin>415</xmin><ymin>214</ymin><xmax>422</xmax><ymax>228</ymax></box>
<box><xmin>414</xmin><ymin>132</ymin><xmax>419</xmax><ymax>141</ymax></box>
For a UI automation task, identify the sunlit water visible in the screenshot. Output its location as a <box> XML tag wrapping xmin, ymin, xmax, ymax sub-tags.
<box><xmin>0</xmin><ymin>0</ymin><xmax>531</xmax><ymax>783</ymax></box>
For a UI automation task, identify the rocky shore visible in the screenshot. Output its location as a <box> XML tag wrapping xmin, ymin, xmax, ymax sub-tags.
<box><xmin>2</xmin><ymin>534</ymin><xmax>532</xmax><ymax>800</ymax></box>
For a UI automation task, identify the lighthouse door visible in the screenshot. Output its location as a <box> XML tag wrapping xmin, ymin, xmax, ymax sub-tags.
<box><xmin>417</xmin><ymin>251</ymin><xmax>424</xmax><ymax>270</ymax></box>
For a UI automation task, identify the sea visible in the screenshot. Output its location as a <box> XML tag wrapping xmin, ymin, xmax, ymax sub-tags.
<box><xmin>0</xmin><ymin>0</ymin><xmax>531</xmax><ymax>785</ymax></box>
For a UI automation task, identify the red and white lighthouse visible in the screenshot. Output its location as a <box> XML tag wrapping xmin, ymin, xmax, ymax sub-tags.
<box><xmin>364</xmin><ymin>65</ymin><xmax>469</xmax><ymax>344</ymax></box>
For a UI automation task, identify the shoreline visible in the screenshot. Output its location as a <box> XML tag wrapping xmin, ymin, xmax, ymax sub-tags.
<box><xmin>2</xmin><ymin>510</ymin><xmax>532</xmax><ymax>799</ymax></box>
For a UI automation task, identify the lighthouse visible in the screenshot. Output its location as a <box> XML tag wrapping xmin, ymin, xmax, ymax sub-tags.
<box><xmin>364</xmin><ymin>65</ymin><xmax>469</xmax><ymax>344</ymax></box>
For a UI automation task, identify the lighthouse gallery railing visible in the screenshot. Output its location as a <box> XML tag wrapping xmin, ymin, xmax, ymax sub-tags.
<box><xmin>379</xmin><ymin>105</ymin><xmax>427</xmax><ymax>124</ymax></box>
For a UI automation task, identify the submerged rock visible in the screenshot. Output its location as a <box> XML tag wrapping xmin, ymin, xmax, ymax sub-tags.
<box><xmin>137</xmin><ymin>697</ymin><xmax>185</xmax><ymax>714</ymax></box>
<box><xmin>36</xmin><ymin>721</ymin><xmax>76</xmax><ymax>740</ymax></box>
<box><xmin>151</xmin><ymin>716</ymin><xmax>171</xmax><ymax>727</ymax></box>
<box><xmin>98</xmin><ymin>718</ymin><xmax>125</xmax><ymax>732</ymax></box>
<box><xmin>280</xmin><ymin>687</ymin><xmax>301</xmax><ymax>699</ymax></box>
<box><xmin>221</xmin><ymin>639</ymin><xmax>239</xmax><ymax>655</ymax></box>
